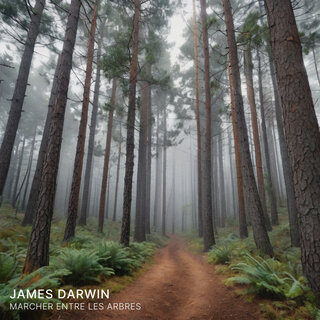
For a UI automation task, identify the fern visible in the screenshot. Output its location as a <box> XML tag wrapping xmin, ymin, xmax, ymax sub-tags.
<box><xmin>0</xmin><ymin>266</ymin><xmax>70</xmax><ymax>318</ymax></box>
<box><xmin>96</xmin><ymin>241</ymin><xmax>136</xmax><ymax>276</ymax></box>
<box><xmin>207</xmin><ymin>245</ymin><xmax>233</xmax><ymax>265</ymax></box>
<box><xmin>55</xmin><ymin>249</ymin><xmax>114</xmax><ymax>286</ymax></box>
<box><xmin>0</xmin><ymin>253</ymin><xmax>18</xmax><ymax>283</ymax></box>
<box><xmin>227</xmin><ymin>253</ymin><xmax>306</xmax><ymax>299</ymax></box>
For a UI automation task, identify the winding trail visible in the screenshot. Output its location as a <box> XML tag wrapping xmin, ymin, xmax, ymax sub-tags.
<box><xmin>53</xmin><ymin>236</ymin><xmax>260</xmax><ymax>320</ymax></box>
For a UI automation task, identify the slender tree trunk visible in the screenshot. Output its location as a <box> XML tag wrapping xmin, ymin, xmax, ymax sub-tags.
<box><xmin>23</xmin><ymin>0</ymin><xmax>81</xmax><ymax>273</ymax></box>
<box><xmin>268</xmin><ymin>52</ymin><xmax>300</xmax><ymax>246</ymax></box>
<box><xmin>5</xmin><ymin>140</ymin><xmax>19</xmax><ymax>202</ymax></box>
<box><xmin>172</xmin><ymin>152</ymin><xmax>176</xmax><ymax>234</ymax></box>
<box><xmin>193</xmin><ymin>0</ymin><xmax>203</xmax><ymax>238</ymax></box>
<box><xmin>63</xmin><ymin>0</ymin><xmax>98</xmax><ymax>241</ymax></box>
<box><xmin>218</xmin><ymin>134</ymin><xmax>226</xmax><ymax>227</ymax></box>
<box><xmin>228</xmin><ymin>65</ymin><xmax>248</xmax><ymax>238</ymax></box>
<box><xmin>312</xmin><ymin>47</ymin><xmax>320</xmax><ymax>87</ymax></box>
<box><xmin>98</xmin><ymin>79</ymin><xmax>117</xmax><ymax>233</ymax></box>
<box><xmin>120</xmin><ymin>0</ymin><xmax>141</xmax><ymax>246</ymax></box>
<box><xmin>257</xmin><ymin>49</ymin><xmax>278</xmax><ymax>225</ymax></box>
<box><xmin>79</xmin><ymin>17</ymin><xmax>106</xmax><ymax>226</ymax></box>
<box><xmin>22</xmin><ymin>128</ymin><xmax>37</xmax><ymax>211</ymax></box>
<box><xmin>264</xmin><ymin>0</ymin><xmax>320</xmax><ymax>303</ymax></box>
<box><xmin>23</xmin><ymin>53</ymin><xmax>62</xmax><ymax>226</ymax></box>
<box><xmin>145</xmin><ymin>65</ymin><xmax>152</xmax><ymax>234</ymax></box>
<box><xmin>228</xmin><ymin>129</ymin><xmax>236</xmax><ymax>219</ymax></box>
<box><xmin>12</xmin><ymin>137</ymin><xmax>25</xmax><ymax>208</ymax></box>
<box><xmin>153</xmin><ymin>110</ymin><xmax>161</xmax><ymax>229</ymax></box>
<box><xmin>113</xmin><ymin>123</ymin><xmax>122</xmax><ymax>222</ymax></box>
<box><xmin>222</xmin><ymin>0</ymin><xmax>273</xmax><ymax>256</ymax></box>
<box><xmin>134</xmin><ymin>80</ymin><xmax>149</xmax><ymax>242</ymax></box>
<box><xmin>0</xmin><ymin>0</ymin><xmax>46</xmax><ymax>199</ymax></box>
<box><xmin>162</xmin><ymin>107</ymin><xmax>167</xmax><ymax>236</ymax></box>
<box><xmin>200</xmin><ymin>0</ymin><xmax>215</xmax><ymax>251</ymax></box>
<box><xmin>243</xmin><ymin>44</ymin><xmax>272</xmax><ymax>231</ymax></box>
<box><xmin>106</xmin><ymin>175</ymin><xmax>111</xmax><ymax>220</ymax></box>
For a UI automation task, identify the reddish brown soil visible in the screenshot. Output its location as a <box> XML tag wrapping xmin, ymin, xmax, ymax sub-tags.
<box><xmin>51</xmin><ymin>236</ymin><xmax>261</xmax><ymax>320</ymax></box>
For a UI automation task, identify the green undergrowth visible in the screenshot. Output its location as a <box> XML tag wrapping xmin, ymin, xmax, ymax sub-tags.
<box><xmin>184</xmin><ymin>210</ymin><xmax>320</xmax><ymax>319</ymax></box>
<box><xmin>0</xmin><ymin>205</ymin><xmax>166</xmax><ymax>319</ymax></box>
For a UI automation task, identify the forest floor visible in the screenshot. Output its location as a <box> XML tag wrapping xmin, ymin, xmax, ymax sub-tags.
<box><xmin>50</xmin><ymin>235</ymin><xmax>260</xmax><ymax>320</ymax></box>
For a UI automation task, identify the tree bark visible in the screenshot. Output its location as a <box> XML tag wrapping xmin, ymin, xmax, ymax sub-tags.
<box><xmin>268</xmin><ymin>52</ymin><xmax>300</xmax><ymax>246</ymax></box>
<box><xmin>98</xmin><ymin>79</ymin><xmax>117</xmax><ymax>233</ymax></box>
<box><xmin>243</xmin><ymin>44</ymin><xmax>272</xmax><ymax>231</ymax></box>
<box><xmin>0</xmin><ymin>0</ymin><xmax>46</xmax><ymax>199</ymax></box>
<box><xmin>153</xmin><ymin>109</ymin><xmax>161</xmax><ymax>230</ymax></box>
<box><xmin>264</xmin><ymin>0</ymin><xmax>320</xmax><ymax>304</ymax></box>
<box><xmin>222</xmin><ymin>0</ymin><xmax>273</xmax><ymax>256</ymax></box>
<box><xmin>120</xmin><ymin>0</ymin><xmax>141</xmax><ymax>246</ymax></box>
<box><xmin>12</xmin><ymin>137</ymin><xmax>25</xmax><ymax>208</ymax></box>
<box><xmin>228</xmin><ymin>64</ymin><xmax>248</xmax><ymax>238</ymax></box>
<box><xmin>145</xmin><ymin>65</ymin><xmax>152</xmax><ymax>235</ymax></box>
<box><xmin>23</xmin><ymin>0</ymin><xmax>81</xmax><ymax>273</ymax></box>
<box><xmin>134</xmin><ymin>80</ymin><xmax>149</xmax><ymax>242</ymax></box>
<box><xmin>4</xmin><ymin>140</ymin><xmax>19</xmax><ymax>202</ymax></box>
<box><xmin>79</xmin><ymin>17</ymin><xmax>106</xmax><ymax>226</ymax></box>
<box><xmin>200</xmin><ymin>0</ymin><xmax>215</xmax><ymax>252</ymax></box>
<box><xmin>162</xmin><ymin>106</ymin><xmax>167</xmax><ymax>236</ymax></box>
<box><xmin>63</xmin><ymin>0</ymin><xmax>98</xmax><ymax>241</ymax></box>
<box><xmin>257</xmin><ymin>49</ymin><xmax>279</xmax><ymax>225</ymax></box>
<box><xmin>193</xmin><ymin>0</ymin><xmax>203</xmax><ymax>238</ymax></box>
<box><xmin>22</xmin><ymin>127</ymin><xmax>37</xmax><ymax>211</ymax></box>
<box><xmin>23</xmin><ymin>54</ymin><xmax>62</xmax><ymax>226</ymax></box>
<box><xmin>218</xmin><ymin>134</ymin><xmax>226</xmax><ymax>227</ymax></box>
<box><xmin>113</xmin><ymin>122</ymin><xmax>122</xmax><ymax>222</ymax></box>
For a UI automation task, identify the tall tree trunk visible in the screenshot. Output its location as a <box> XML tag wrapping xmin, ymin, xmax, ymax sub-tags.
<box><xmin>228</xmin><ymin>129</ymin><xmax>236</xmax><ymax>219</ymax></box>
<box><xmin>5</xmin><ymin>140</ymin><xmax>19</xmax><ymax>202</ymax></box>
<box><xmin>12</xmin><ymin>137</ymin><xmax>25</xmax><ymax>208</ymax></box>
<box><xmin>222</xmin><ymin>0</ymin><xmax>273</xmax><ymax>256</ymax></box>
<box><xmin>63</xmin><ymin>0</ymin><xmax>98</xmax><ymax>241</ymax></box>
<box><xmin>257</xmin><ymin>49</ymin><xmax>278</xmax><ymax>225</ymax></box>
<box><xmin>113</xmin><ymin>122</ymin><xmax>122</xmax><ymax>222</ymax></box>
<box><xmin>228</xmin><ymin>65</ymin><xmax>248</xmax><ymax>238</ymax></box>
<box><xmin>23</xmin><ymin>54</ymin><xmax>62</xmax><ymax>226</ymax></box>
<box><xmin>193</xmin><ymin>0</ymin><xmax>203</xmax><ymax>238</ymax></box>
<box><xmin>264</xmin><ymin>0</ymin><xmax>320</xmax><ymax>304</ymax></box>
<box><xmin>268</xmin><ymin>52</ymin><xmax>300</xmax><ymax>246</ymax></box>
<box><xmin>22</xmin><ymin>127</ymin><xmax>37</xmax><ymax>211</ymax></box>
<box><xmin>79</xmin><ymin>17</ymin><xmax>106</xmax><ymax>226</ymax></box>
<box><xmin>162</xmin><ymin>107</ymin><xmax>167</xmax><ymax>236</ymax></box>
<box><xmin>200</xmin><ymin>0</ymin><xmax>215</xmax><ymax>251</ymax></box>
<box><xmin>98</xmin><ymin>79</ymin><xmax>117</xmax><ymax>233</ymax></box>
<box><xmin>0</xmin><ymin>0</ymin><xmax>46</xmax><ymax>199</ymax></box>
<box><xmin>145</xmin><ymin>65</ymin><xmax>152</xmax><ymax>235</ymax></box>
<box><xmin>23</xmin><ymin>0</ymin><xmax>81</xmax><ymax>273</ymax></box>
<box><xmin>243</xmin><ymin>43</ymin><xmax>272</xmax><ymax>231</ymax></box>
<box><xmin>134</xmin><ymin>80</ymin><xmax>149</xmax><ymax>242</ymax></box>
<box><xmin>153</xmin><ymin>110</ymin><xmax>161</xmax><ymax>229</ymax></box>
<box><xmin>172</xmin><ymin>152</ymin><xmax>176</xmax><ymax>234</ymax></box>
<box><xmin>218</xmin><ymin>134</ymin><xmax>226</xmax><ymax>227</ymax></box>
<box><xmin>120</xmin><ymin>0</ymin><xmax>141</xmax><ymax>246</ymax></box>
<box><xmin>312</xmin><ymin>47</ymin><xmax>320</xmax><ymax>87</ymax></box>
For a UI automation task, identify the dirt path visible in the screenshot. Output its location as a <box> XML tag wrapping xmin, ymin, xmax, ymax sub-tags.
<box><xmin>52</xmin><ymin>236</ymin><xmax>260</xmax><ymax>320</ymax></box>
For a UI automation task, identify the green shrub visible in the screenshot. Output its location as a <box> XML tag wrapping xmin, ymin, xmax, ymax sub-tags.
<box><xmin>207</xmin><ymin>245</ymin><xmax>233</xmax><ymax>265</ymax></box>
<box><xmin>56</xmin><ymin>249</ymin><xmax>114</xmax><ymax>286</ymax></box>
<box><xmin>227</xmin><ymin>254</ymin><xmax>306</xmax><ymax>300</ymax></box>
<box><xmin>96</xmin><ymin>241</ymin><xmax>136</xmax><ymax>276</ymax></box>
